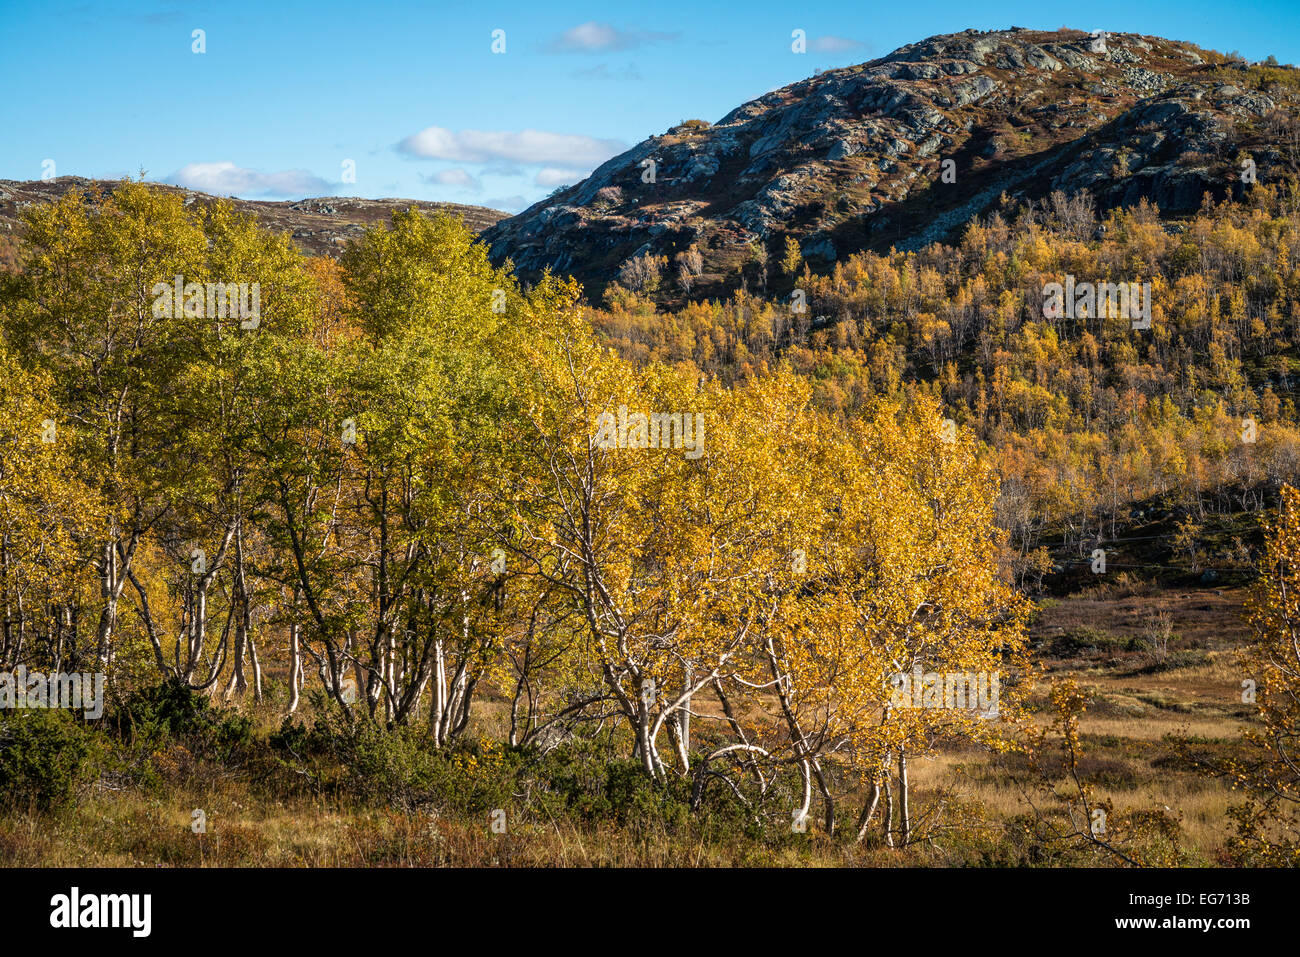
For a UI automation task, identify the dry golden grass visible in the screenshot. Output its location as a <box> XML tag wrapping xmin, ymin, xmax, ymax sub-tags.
<box><xmin>0</xmin><ymin>783</ymin><xmax>869</xmax><ymax>867</ymax></box>
<box><xmin>0</xmin><ymin>583</ymin><xmax>1266</xmax><ymax>868</ymax></box>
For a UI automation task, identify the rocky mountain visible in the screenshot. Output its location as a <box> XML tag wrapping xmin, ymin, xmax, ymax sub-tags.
<box><xmin>481</xmin><ymin>27</ymin><xmax>1300</xmax><ymax>300</ymax></box>
<box><xmin>0</xmin><ymin>177</ymin><xmax>507</xmax><ymax>259</ymax></box>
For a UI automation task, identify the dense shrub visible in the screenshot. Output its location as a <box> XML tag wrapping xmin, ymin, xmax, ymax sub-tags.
<box><xmin>0</xmin><ymin>710</ymin><xmax>99</xmax><ymax>813</ymax></box>
<box><xmin>112</xmin><ymin>679</ymin><xmax>254</xmax><ymax>761</ymax></box>
<box><xmin>543</xmin><ymin>746</ymin><xmax>682</xmax><ymax>827</ymax></box>
<box><xmin>1049</xmin><ymin>628</ymin><xmax>1149</xmax><ymax>656</ymax></box>
<box><xmin>343</xmin><ymin>723</ymin><xmax>440</xmax><ymax>810</ymax></box>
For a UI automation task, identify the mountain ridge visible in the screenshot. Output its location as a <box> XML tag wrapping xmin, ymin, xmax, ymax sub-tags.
<box><xmin>481</xmin><ymin>26</ymin><xmax>1300</xmax><ymax>300</ymax></box>
<box><xmin>0</xmin><ymin>176</ymin><xmax>508</xmax><ymax>261</ymax></box>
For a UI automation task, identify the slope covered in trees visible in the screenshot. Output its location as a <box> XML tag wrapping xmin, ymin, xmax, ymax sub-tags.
<box><xmin>2</xmin><ymin>177</ymin><xmax>1299</xmax><ymax>866</ymax></box>
<box><xmin>589</xmin><ymin>183</ymin><xmax>1300</xmax><ymax>582</ymax></box>
<box><xmin>0</xmin><ymin>182</ymin><xmax>1029</xmax><ymax>850</ymax></box>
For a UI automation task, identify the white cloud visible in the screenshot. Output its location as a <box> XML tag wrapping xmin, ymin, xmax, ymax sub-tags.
<box><xmin>397</xmin><ymin>127</ymin><xmax>626</xmax><ymax>167</ymax></box>
<box><xmin>535</xmin><ymin>167</ymin><xmax>588</xmax><ymax>188</ymax></box>
<box><xmin>424</xmin><ymin>168</ymin><xmax>482</xmax><ymax>191</ymax></box>
<box><xmin>812</xmin><ymin>35</ymin><xmax>869</xmax><ymax>53</ymax></box>
<box><xmin>164</xmin><ymin>161</ymin><xmax>332</xmax><ymax>198</ymax></box>
<box><xmin>484</xmin><ymin>195</ymin><xmax>529</xmax><ymax>213</ymax></box>
<box><xmin>546</xmin><ymin>21</ymin><xmax>679</xmax><ymax>53</ymax></box>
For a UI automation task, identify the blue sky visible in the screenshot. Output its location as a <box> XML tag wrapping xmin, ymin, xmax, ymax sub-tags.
<box><xmin>2</xmin><ymin>0</ymin><xmax>1298</xmax><ymax>211</ymax></box>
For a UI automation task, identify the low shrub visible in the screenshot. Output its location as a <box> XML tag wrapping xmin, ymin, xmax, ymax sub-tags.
<box><xmin>0</xmin><ymin>710</ymin><xmax>99</xmax><ymax>813</ymax></box>
<box><xmin>112</xmin><ymin>679</ymin><xmax>254</xmax><ymax>762</ymax></box>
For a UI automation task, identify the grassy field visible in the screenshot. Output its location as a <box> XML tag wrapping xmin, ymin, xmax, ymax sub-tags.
<box><xmin>924</xmin><ymin>583</ymin><xmax>1251</xmax><ymax>866</ymax></box>
<box><xmin>0</xmin><ymin>577</ymin><xmax>1264</xmax><ymax>868</ymax></box>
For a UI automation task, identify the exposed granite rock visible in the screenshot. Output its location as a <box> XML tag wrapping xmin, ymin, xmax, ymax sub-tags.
<box><xmin>480</xmin><ymin>27</ymin><xmax>1300</xmax><ymax>301</ymax></box>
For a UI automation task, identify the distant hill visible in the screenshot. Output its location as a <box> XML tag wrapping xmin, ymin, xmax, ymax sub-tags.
<box><xmin>481</xmin><ymin>27</ymin><xmax>1300</xmax><ymax>299</ymax></box>
<box><xmin>0</xmin><ymin>177</ymin><xmax>508</xmax><ymax>259</ymax></box>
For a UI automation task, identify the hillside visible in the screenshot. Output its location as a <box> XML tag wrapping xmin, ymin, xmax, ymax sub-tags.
<box><xmin>482</xmin><ymin>27</ymin><xmax>1300</xmax><ymax>299</ymax></box>
<box><xmin>0</xmin><ymin>176</ymin><xmax>507</xmax><ymax>260</ymax></box>
<box><xmin>5</xmin><ymin>15</ymin><xmax>1300</xmax><ymax>881</ymax></box>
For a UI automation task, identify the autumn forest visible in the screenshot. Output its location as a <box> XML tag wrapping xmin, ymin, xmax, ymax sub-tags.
<box><xmin>0</xmin><ymin>172</ymin><xmax>1298</xmax><ymax>871</ymax></box>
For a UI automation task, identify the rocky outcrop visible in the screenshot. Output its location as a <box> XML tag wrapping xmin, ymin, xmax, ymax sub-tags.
<box><xmin>481</xmin><ymin>27</ymin><xmax>1300</xmax><ymax>299</ymax></box>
